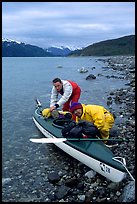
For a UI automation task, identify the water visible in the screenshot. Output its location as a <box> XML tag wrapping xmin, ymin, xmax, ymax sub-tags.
<box><xmin>2</xmin><ymin>57</ymin><xmax>129</xmax><ymax>201</ymax></box>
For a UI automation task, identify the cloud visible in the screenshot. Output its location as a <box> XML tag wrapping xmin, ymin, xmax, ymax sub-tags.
<box><xmin>2</xmin><ymin>2</ymin><xmax>135</xmax><ymax>48</ymax></box>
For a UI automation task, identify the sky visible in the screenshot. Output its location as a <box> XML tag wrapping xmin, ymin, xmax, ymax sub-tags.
<box><xmin>2</xmin><ymin>2</ymin><xmax>135</xmax><ymax>49</ymax></box>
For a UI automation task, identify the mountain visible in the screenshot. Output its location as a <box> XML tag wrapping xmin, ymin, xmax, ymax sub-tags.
<box><xmin>68</xmin><ymin>35</ymin><xmax>135</xmax><ymax>56</ymax></box>
<box><xmin>45</xmin><ymin>46</ymin><xmax>72</xmax><ymax>56</ymax></box>
<box><xmin>2</xmin><ymin>35</ymin><xmax>135</xmax><ymax>57</ymax></box>
<box><xmin>2</xmin><ymin>38</ymin><xmax>54</xmax><ymax>57</ymax></box>
<box><xmin>2</xmin><ymin>38</ymin><xmax>81</xmax><ymax>57</ymax></box>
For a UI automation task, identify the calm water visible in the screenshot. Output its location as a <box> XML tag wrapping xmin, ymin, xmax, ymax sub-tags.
<box><xmin>2</xmin><ymin>57</ymin><xmax>129</xmax><ymax>201</ymax></box>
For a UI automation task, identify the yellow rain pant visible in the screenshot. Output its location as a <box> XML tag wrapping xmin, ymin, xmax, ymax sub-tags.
<box><xmin>100</xmin><ymin>113</ymin><xmax>114</xmax><ymax>140</ymax></box>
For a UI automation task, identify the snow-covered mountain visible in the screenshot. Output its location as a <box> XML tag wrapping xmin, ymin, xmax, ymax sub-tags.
<box><xmin>2</xmin><ymin>38</ymin><xmax>22</xmax><ymax>44</ymax></box>
<box><xmin>45</xmin><ymin>46</ymin><xmax>83</xmax><ymax>56</ymax></box>
<box><xmin>2</xmin><ymin>38</ymin><xmax>53</xmax><ymax>57</ymax></box>
<box><xmin>45</xmin><ymin>46</ymin><xmax>71</xmax><ymax>56</ymax></box>
<box><xmin>2</xmin><ymin>38</ymin><xmax>83</xmax><ymax>57</ymax></box>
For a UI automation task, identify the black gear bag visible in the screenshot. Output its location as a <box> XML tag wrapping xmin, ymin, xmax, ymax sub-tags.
<box><xmin>62</xmin><ymin>120</ymin><xmax>100</xmax><ymax>138</ymax></box>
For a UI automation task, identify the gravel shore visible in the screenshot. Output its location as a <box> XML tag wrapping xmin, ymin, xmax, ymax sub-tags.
<box><xmin>51</xmin><ymin>55</ymin><xmax>135</xmax><ymax>202</ymax></box>
<box><xmin>46</xmin><ymin>56</ymin><xmax>135</xmax><ymax>202</ymax></box>
<box><xmin>2</xmin><ymin>56</ymin><xmax>135</xmax><ymax>202</ymax></box>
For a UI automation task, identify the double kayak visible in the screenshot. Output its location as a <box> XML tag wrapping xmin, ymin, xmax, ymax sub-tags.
<box><xmin>31</xmin><ymin>99</ymin><xmax>128</xmax><ymax>182</ymax></box>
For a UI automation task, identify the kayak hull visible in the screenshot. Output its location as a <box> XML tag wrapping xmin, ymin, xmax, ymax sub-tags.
<box><xmin>32</xmin><ymin>109</ymin><xmax>126</xmax><ymax>182</ymax></box>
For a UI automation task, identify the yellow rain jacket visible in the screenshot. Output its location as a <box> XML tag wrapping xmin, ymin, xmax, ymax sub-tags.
<box><xmin>76</xmin><ymin>104</ymin><xmax>114</xmax><ymax>139</ymax></box>
<box><xmin>42</xmin><ymin>108</ymin><xmax>71</xmax><ymax>118</ymax></box>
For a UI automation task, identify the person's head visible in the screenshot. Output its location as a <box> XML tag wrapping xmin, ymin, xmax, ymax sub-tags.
<box><xmin>70</xmin><ymin>102</ymin><xmax>83</xmax><ymax>117</ymax></box>
<box><xmin>52</xmin><ymin>78</ymin><xmax>63</xmax><ymax>92</ymax></box>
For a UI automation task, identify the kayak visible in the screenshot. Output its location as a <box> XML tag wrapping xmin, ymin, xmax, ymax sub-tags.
<box><xmin>31</xmin><ymin>99</ymin><xmax>127</xmax><ymax>182</ymax></box>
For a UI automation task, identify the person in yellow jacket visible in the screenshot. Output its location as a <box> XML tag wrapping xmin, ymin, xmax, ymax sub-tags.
<box><xmin>70</xmin><ymin>102</ymin><xmax>115</xmax><ymax>141</ymax></box>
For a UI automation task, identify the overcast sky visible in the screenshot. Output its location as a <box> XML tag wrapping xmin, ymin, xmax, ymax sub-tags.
<box><xmin>2</xmin><ymin>2</ymin><xmax>135</xmax><ymax>49</ymax></box>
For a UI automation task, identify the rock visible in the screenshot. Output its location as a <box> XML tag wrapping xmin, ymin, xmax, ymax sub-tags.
<box><xmin>78</xmin><ymin>194</ymin><xmax>85</xmax><ymax>201</ymax></box>
<box><xmin>109</xmin><ymin>125</ymin><xmax>120</xmax><ymax>137</ymax></box>
<box><xmin>65</xmin><ymin>177</ymin><xmax>79</xmax><ymax>187</ymax></box>
<box><xmin>55</xmin><ymin>185</ymin><xmax>70</xmax><ymax>199</ymax></box>
<box><xmin>84</xmin><ymin>170</ymin><xmax>96</xmax><ymax>178</ymax></box>
<box><xmin>2</xmin><ymin>178</ymin><xmax>12</xmax><ymax>185</ymax></box>
<box><xmin>85</xmin><ymin>189</ymin><xmax>94</xmax><ymax>202</ymax></box>
<box><xmin>86</xmin><ymin>74</ymin><xmax>96</xmax><ymax>80</ymax></box>
<box><xmin>118</xmin><ymin>181</ymin><xmax>135</xmax><ymax>202</ymax></box>
<box><xmin>48</xmin><ymin>171</ymin><xmax>60</xmax><ymax>183</ymax></box>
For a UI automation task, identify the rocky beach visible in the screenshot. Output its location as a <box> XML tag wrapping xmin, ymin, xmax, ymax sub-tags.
<box><xmin>44</xmin><ymin>56</ymin><xmax>135</xmax><ymax>202</ymax></box>
<box><xmin>2</xmin><ymin>56</ymin><xmax>135</xmax><ymax>202</ymax></box>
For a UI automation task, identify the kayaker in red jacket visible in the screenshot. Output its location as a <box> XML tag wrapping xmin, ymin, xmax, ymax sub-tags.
<box><xmin>50</xmin><ymin>78</ymin><xmax>81</xmax><ymax>112</ymax></box>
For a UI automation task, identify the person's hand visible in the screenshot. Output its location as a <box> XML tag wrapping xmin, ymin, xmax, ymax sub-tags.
<box><xmin>50</xmin><ymin>106</ymin><xmax>56</xmax><ymax>112</ymax></box>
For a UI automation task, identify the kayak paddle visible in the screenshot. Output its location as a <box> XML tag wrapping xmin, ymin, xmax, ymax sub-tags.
<box><xmin>29</xmin><ymin>137</ymin><xmax>131</xmax><ymax>144</ymax></box>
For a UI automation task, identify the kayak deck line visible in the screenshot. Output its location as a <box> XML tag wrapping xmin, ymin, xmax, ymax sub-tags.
<box><xmin>112</xmin><ymin>157</ymin><xmax>135</xmax><ymax>182</ymax></box>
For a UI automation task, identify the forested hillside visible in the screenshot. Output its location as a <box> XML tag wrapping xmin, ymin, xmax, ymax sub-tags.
<box><xmin>69</xmin><ymin>35</ymin><xmax>135</xmax><ymax>56</ymax></box>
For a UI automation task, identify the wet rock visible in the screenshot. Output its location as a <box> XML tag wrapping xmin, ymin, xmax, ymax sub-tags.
<box><xmin>2</xmin><ymin>178</ymin><xmax>12</xmax><ymax>185</ymax></box>
<box><xmin>78</xmin><ymin>194</ymin><xmax>85</xmax><ymax>201</ymax></box>
<box><xmin>85</xmin><ymin>189</ymin><xmax>94</xmax><ymax>202</ymax></box>
<box><xmin>109</xmin><ymin>125</ymin><xmax>120</xmax><ymax>137</ymax></box>
<box><xmin>48</xmin><ymin>171</ymin><xmax>60</xmax><ymax>183</ymax></box>
<box><xmin>118</xmin><ymin>181</ymin><xmax>135</xmax><ymax>202</ymax></box>
<box><xmin>86</xmin><ymin>74</ymin><xmax>96</xmax><ymax>80</ymax></box>
<box><xmin>55</xmin><ymin>185</ymin><xmax>70</xmax><ymax>199</ymax></box>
